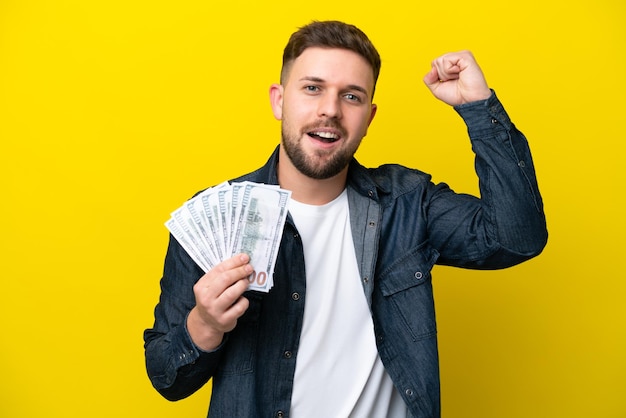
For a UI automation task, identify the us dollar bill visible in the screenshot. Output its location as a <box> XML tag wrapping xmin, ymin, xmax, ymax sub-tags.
<box><xmin>231</xmin><ymin>182</ymin><xmax>291</xmax><ymax>292</ymax></box>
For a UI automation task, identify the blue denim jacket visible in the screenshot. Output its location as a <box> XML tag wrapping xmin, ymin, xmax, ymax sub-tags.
<box><xmin>144</xmin><ymin>92</ymin><xmax>547</xmax><ymax>418</ymax></box>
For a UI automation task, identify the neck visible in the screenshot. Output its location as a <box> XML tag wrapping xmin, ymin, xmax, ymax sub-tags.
<box><xmin>277</xmin><ymin>148</ymin><xmax>348</xmax><ymax>205</ymax></box>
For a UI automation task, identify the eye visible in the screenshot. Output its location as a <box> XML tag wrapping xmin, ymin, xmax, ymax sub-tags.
<box><xmin>304</xmin><ymin>85</ymin><xmax>320</xmax><ymax>93</ymax></box>
<box><xmin>344</xmin><ymin>93</ymin><xmax>363</xmax><ymax>103</ymax></box>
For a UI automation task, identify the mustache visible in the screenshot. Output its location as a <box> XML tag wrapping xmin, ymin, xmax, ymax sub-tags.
<box><xmin>301</xmin><ymin>120</ymin><xmax>347</xmax><ymax>137</ymax></box>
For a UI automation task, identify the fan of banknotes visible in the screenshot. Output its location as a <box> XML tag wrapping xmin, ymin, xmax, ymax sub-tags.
<box><xmin>165</xmin><ymin>181</ymin><xmax>291</xmax><ymax>292</ymax></box>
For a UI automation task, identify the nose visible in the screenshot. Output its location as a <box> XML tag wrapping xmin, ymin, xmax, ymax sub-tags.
<box><xmin>317</xmin><ymin>93</ymin><xmax>342</xmax><ymax>119</ymax></box>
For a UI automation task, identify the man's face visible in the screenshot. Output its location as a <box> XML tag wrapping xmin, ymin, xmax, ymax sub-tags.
<box><xmin>270</xmin><ymin>47</ymin><xmax>377</xmax><ymax>180</ymax></box>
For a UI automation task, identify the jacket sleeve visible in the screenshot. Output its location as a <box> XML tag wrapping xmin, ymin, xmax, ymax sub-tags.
<box><xmin>426</xmin><ymin>90</ymin><xmax>548</xmax><ymax>269</ymax></box>
<box><xmin>143</xmin><ymin>235</ymin><xmax>224</xmax><ymax>401</ymax></box>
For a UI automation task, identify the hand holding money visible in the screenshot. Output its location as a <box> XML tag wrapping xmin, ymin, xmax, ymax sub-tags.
<box><xmin>165</xmin><ymin>181</ymin><xmax>291</xmax><ymax>292</ymax></box>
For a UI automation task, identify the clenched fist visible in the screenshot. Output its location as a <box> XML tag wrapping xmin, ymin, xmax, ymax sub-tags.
<box><xmin>423</xmin><ymin>50</ymin><xmax>492</xmax><ymax>106</ymax></box>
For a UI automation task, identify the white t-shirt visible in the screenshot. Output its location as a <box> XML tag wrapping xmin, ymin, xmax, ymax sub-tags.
<box><xmin>289</xmin><ymin>190</ymin><xmax>407</xmax><ymax>418</ymax></box>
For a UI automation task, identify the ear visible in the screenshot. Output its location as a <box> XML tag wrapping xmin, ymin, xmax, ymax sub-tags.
<box><xmin>368</xmin><ymin>103</ymin><xmax>378</xmax><ymax>126</ymax></box>
<box><xmin>363</xmin><ymin>103</ymin><xmax>378</xmax><ymax>136</ymax></box>
<box><xmin>269</xmin><ymin>83</ymin><xmax>284</xmax><ymax>120</ymax></box>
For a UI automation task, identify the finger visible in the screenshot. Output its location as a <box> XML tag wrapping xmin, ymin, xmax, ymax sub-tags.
<box><xmin>215</xmin><ymin>253</ymin><xmax>251</xmax><ymax>273</ymax></box>
<box><xmin>221</xmin><ymin>295</ymin><xmax>250</xmax><ymax>327</ymax></box>
<box><xmin>196</xmin><ymin>253</ymin><xmax>252</xmax><ymax>287</ymax></box>
<box><xmin>423</xmin><ymin>66</ymin><xmax>440</xmax><ymax>88</ymax></box>
<box><xmin>194</xmin><ymin>261</ymin><xmax>253</xmax><ymax>316</ymax></box>
<box><xmin>198</xmin><ymin>268</ymin><xmax>253</xmax><ymax>307</ymax></box>
<box><xmin>434</xmin><ymin>57</ymin><xmax>462</xmax><ymax>82</ymax></box>
<box><xmin>194</xmin><ymin>275</ymin><xmax>251</xmax><ymax>328</ymax></box>
<box><xmin>217</xmin><ymin>275</ymin><xmax>252</xmax><ymax>308</ymax></box>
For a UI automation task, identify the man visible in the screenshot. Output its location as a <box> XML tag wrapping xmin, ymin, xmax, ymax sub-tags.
<box><xmin>144</xmin><ymin>20</ymin><xmax>547</xmax><ymax>417</ymax></box>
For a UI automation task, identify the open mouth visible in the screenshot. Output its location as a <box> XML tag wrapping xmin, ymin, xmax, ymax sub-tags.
<box><xmin>307</xmin><ymin>130</ymin><xmax>340</xmax><ymax>143</ymax></box>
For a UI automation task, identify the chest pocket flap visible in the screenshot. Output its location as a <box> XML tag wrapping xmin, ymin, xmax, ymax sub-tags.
<box><xmin>379</xmin><ymin>244</ymin><xmax>439</xmax><ymax>297</ymax></box>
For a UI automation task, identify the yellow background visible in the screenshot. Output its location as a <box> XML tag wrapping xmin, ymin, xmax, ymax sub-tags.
<box><xmin>1</xmin><ymin>0</ymin><xmax>624</xmax><ymax>417</ymax></box>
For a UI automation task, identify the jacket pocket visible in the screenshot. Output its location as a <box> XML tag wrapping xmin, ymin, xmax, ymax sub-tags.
<box><xmin>215</xmin><ymin>292</ymin><xmax>262</xmax><ymax>376</ymax></box>
<box><xmin>378</xmin><ymin>244</ymin><xmax>439</xmax><ymax>341</ymax></box>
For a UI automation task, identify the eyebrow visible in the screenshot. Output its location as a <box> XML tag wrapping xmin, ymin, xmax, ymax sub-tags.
<box><xmin>299</xmin><ymin>76</ymin><xmax>369</xmax><ymax>97</ymax></box>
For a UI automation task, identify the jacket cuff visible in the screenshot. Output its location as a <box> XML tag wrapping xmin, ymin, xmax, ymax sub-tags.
<box><xmin>172</xmin><ymin>311</ymin><xmax>226</xmax><ymax>369</ymax></box>
<box><xmin>453</xmin><ymin>90</ymin><xmax>515</xmax><ymax>136</ymax></box>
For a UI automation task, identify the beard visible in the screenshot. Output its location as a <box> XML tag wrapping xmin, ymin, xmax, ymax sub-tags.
<box><xmin>280</xmin><ymin>121</ymin><xmax>360</xmax><ymax>180</ymax></box>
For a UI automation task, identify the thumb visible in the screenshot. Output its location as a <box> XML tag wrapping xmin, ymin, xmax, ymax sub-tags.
<box><xmin>423</xmin><ymin>66</ymin><xmax>440</xmax><ymax>90</ymax></box>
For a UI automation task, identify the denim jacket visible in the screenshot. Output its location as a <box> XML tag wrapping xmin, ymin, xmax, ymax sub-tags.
<box><xmin>144</xmin><ymin>91</ymin><xmax>548</xmax><ymax>418</ymax></box>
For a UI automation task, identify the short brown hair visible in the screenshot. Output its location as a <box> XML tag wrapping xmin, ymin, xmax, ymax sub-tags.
<box><xmin>281</xmin><ymin>20</ymin><xmax>381</xmax><ymax>99</ymax></box>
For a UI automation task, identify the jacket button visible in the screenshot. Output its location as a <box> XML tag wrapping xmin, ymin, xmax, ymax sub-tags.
<box><xmin>405</xmin><ymin>388</ymin><xmax>414</xmax><ymax>396</ymax></box>
<box><xmin>291</xmin><ymin>292</ymin><xmax>300</xmax><ymax>301</ymax></box>
<box><xmin>414</xmin><ymin>271</ymin><xmax>423</xmax><ymax>279</ymax></box>
<box><xmin>276</xmin><ymin>411</ymin><xmax>285</xmax><ymax>418</ymax></box>
<box><xmin>284</xmin><ymin>351</ymin><xmax>293</xmax><ymax>359</ymax></box>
